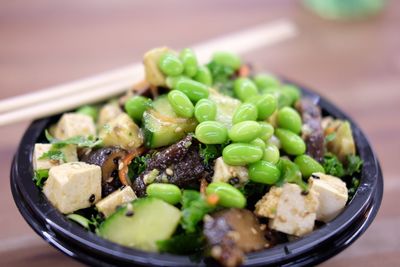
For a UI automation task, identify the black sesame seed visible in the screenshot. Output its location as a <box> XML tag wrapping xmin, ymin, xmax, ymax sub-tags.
<box><xmin>125</xmin><ymin>210</ymin><xmax>134</xmax><ymax>217</ymax></box>
<box><xmin>105</xmin><ymin>149</ymin><xmax>112</xmax><ymax>155</ymax></box>
<box><xmin>311</xmin><ymin>174</ymin><xmax>320</xmax><ymax>179</ymax></box>
<box><xmin>301</xmin><ymin>190</ymin><xmax>309</xmax><ymax>196</ymax></box>
<box><xmin>89</xmin><ymin>194</ymin><xmax>96</xmax><ymax>203</ymax></box>
<box><xmin>229</xmin><ymin>177</ymin><xmax>240</xmax><ymax>185</ymax></box>
<box><xmin>113</xmin><ymin>157</ymin><xmax>120</xmax><ymax>165</ymax></box>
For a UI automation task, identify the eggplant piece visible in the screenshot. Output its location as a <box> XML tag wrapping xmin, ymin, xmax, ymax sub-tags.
<box><xmin>80</xmin><ymin>147</ymin><xmax>128</xmax><ymax>197</ymax></box>
<box><xmin>204</xmin><ymin>209</ymin><xmax>267</xmax><ymax>267</ymax></box>
<box><xmin>296</xmin><ymin>98</ymin><xmax>325</xmax><ymax>162</ymax></box>
<box><xmin>132</xmin><ymin>135</ymin><xmax>209</xmax><ymax>197</ymax></box>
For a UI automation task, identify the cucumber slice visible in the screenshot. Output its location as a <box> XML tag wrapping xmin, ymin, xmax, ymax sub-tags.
<box><xmin>152</xmin><ymin>95</ymin><xmax>177</xmax><ymax>117</ymax></box>
<box><xmin>143</xmin><ymin>110</ymin><xmax>197</xmax><ymax>148</ymax></box>
<box><xmin>98</xmin><ymin>197</ymin><xmax>181</xmax><ymax>252</ymax></box>
<box><xmin>208</xmin><ymin>88</ymin><xmax>240</xmax><ymax>129</ymax></box>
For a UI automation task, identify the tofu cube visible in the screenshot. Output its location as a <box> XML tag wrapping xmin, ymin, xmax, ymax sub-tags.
<box><xmin>33</xmin><ymin>143</ymin><xmax>78</xmax><ymax>170</ymax></box>
<box><xmin>96</xmin><ymin>186</ymin><xmax>137</xmax><ymax>217</ymax></box>
<box><xmin>255</xmin><ymin>183</ymin><xmax>319</xmax><ymax>236</ymax></box>
<box><xmin>99</xmin><ymin>113</ymin><xmax>143</xmax><ymax>150</ymax></box>
<box><xmin>43</xmin><ymin>162</ymin><xmax>101</xmax><ymax>214</ymax></box>
<box><xmin>97</xmin><ymin>102</ymin><xmax>123</xmax><ymax>129</ymax></box>
<box><xmin>212</xmin><ymin>157</ymin><xmax>249</xmax><ymax>185</ymax></box>
<box><xmin>309</xmin><ymin>172</ymin><xmax>348</xmax><ymax>222</ymax></box>
<box><xmin>54</xmin><ymin>113</ymin><xmax>96</xmax><ymax>140</ymax></box>
<box><xmin>143</xmin><ymin>47</ymin><xmax>170</xmax><ymax>87</ymax></box>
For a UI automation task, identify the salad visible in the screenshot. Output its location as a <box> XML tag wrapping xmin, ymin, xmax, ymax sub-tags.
<box><xmin>32</xmin><ymin>47</ymin><xmax>363</xmax><ymax>267</ymax></box>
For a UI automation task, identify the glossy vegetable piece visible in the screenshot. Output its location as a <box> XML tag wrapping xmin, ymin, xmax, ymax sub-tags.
<box><xmin>248</xmin><ymin>160</ymin><xmax>281</xmax><ymax>184</ymax></box>
<box><xmin>228</xmin><ymin>121</ymin><xmax>262</xmax><ymax>142</ymax></box>
<box><xmin>124</xmin><ymin>96</ymin><xmax>152</xmax><ymax>122</ymax></box>
<box><xmin>250</xmin><ymin>138</ymin><xmax>266</xmax><ymax>150</ymax></box>
<box><xmin>167</xmin><ymin>90</ymin><xmax>194</xmax><ymax>118</ymax></box>
<box><xmin>212</xmin><ymin>51</ymin><xmax>241</xmax><ymax>70</ymax></box>
<box><xmin>232</xmin><ymin>103</ymin><xmax>258</xmax><ymax>124</ymax></box>
<box><xmin>146</xmin><ymin>183</ymin><xmax>182</xmax><ymax>205</ymax></box>
<box><xmin>158</xmin><ymin>52</ymin><xmax>184</xmax><ymax>76</ymax></box>
<box><xmin>233</xmin><ymin>78</ymin><xmax>258</xmax><ymax>101</ymax></box>
<box><xmin>194</xmin><ymin>99</ymin><xmax>217</xmax><ymax>122</ymax></box>
<box><xmin>259</xmin><ymin>122</ymin><xmax>274</xmax><ymax>142</ymax></box>
<box><xmin>275</xmin><ymin>128</ymin><xmax>306</xmax><ymax>155</ymax></box>
<box><xmin>294</xmin><ymin>155</ymin><xmax>325</xmax><ymax>178</ymax></box>
<box><xmin>277</xmin><ymin>158</ymin><xmax>308</xmax><ymax>191</ymax></box>
<box><xmin>193</xmin><ymin>65</ymin><xmax>213</xmax><ymax>86</ymax></box>
<box><xmin>281</xmin><ymin>84</ymin><xmax>301</xmax><ymax>105</ymax></box>
<box><xmin>206</xmin><ymin>182</ymin><xmax>246</xmax><ymax>208</ymax></box>
<box><xmin>222</xmin><ymin>143</ymin><xmax>263</xmax><ymax>166</ymax></box>
<box><xmin>98</xmin><ymin>198</ymin><xmax>181</xmax><ymax>252</ymax></box>
<box><xmin>175</xmin><ymin>79</ymin><xmax>209</xmax><ymax>102</ymax></box>
<box><xmin>253</xmin><ymin>73</ymin><xmax>280</xmax><ymax>90</ymax></box>
<box><xmin>76</xmin><ymin>105</ymin><xmax>98</xmax><ymax>121</ymax></box>
<box><xmin>179</xmin><ymin>48</ymin><xmax>198</xmax><ymax>77</ymax></box>
<box><xmin>195</xmin><ymin>121</ymin><xmax>228</xmax><ymax>144</ymax></box>
<box><xmin>277</xmin><ymin>107</ymin><xmax>302</xmax><ymax>134</ymax></box>
<box><xmin>247</xmin><ymin>94</ymin><xmax>277</xmax><ymax>120</ymax></box>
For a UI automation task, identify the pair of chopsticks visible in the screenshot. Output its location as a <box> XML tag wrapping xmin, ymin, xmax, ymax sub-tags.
<box><xmin>0</xmin><ymin>19</ymin><xmax>297</xmax><ymax>127</ymax></box>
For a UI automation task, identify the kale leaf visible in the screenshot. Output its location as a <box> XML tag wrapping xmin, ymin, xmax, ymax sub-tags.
<box><xmin>207</xmin><ymin>60</ymin><xmax>235</xmax><ymax>96</ymax></box>
<box><xmin>323</xmin><ymin>153</ymin><xmax>346</xmax><ymax>177</ymax></box>
<box><xmin>346</xmin><ymin>155</ymin><xmax>363</xmax><ymax>176</ymax></box>
<box><xmin>198</xmin><ymin>144</ymin><xmax>220</xmax><ymax>165</ymax></box>
<box><xmin>33</xmin><ymin>169</ymin><xmax>49</xmax><ymax>188</ymax></box>
<box><xmin>157</xmin><ymin>231</ymin><xmax>206</xmax><ymax>255</ymax></box>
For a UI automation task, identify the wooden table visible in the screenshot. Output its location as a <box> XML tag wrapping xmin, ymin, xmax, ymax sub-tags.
<box><xmin>1</xmin><ymin>0</ymin><xmax>399</xmax><ymax>266</ymax></box>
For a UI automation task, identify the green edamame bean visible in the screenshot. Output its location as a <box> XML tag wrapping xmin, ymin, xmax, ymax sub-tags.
<box><xmin>146</xmin><ymin>183</ymin><xmax>182</xmax><ymax>205</ymax></box>
<box><xmin>168</xmin><ymin>90</ymin><xmax>194</xmax><ymax>118</ymax></box>
<box><xmin>275</xmin><ymin>128</ymin><xmax>306</xmax><ymax>156</ymax></box>
<box><xmin>195</xmin><ymin>121</ymin><xmax>228</xmax><ymax>144</ymax></box>
<box><xmin>180</xmin><ymin>48</ymin><xmax>198</xmax><ymax>77</ymax></box>
<box><xmin>212</xmin><ymin>51</ymin><xmax>241</xmax><ymax>70</ymax></box>
<box><xmin>294</xmin><ymin>155</ymin><xmax>325</xmax><ymax>178</ymax></box>
<box><xmin>277</xmin><ymin>158</ymin><xmax>308</xmax><ymax>191</ymax></box>
<box><xmin>259</xmin><ymin>122</ymin><xmax>274</xmax><ymax>142</ymax></box>
<box><xmin>228</xmin><ymin>121</ymin><xmax>262</xmax><ymax>142</ymax></box>
<box><xmin>253</xmin><ymin>73</ymin><xmax>280</xmax><ymax>90</ymax></box>
<box><xmin>176</xmin><ymin>79</ymin><xmax>209</xmax><ymax>102</ymax></box>
<box><xmin>281</xmin><ymin>84</ymin><xmax>301</xmax><ymax>105</ymax></box>
<box><xmin>263</xmin><ymin>143</ymin><xmax>280</xmax><ymax>164</ymax></box>
<box><xmin>76</xmin><ymin>105</ymin><xmax>98</xmax><ymax>121</ymax></box>
<box><xmin>248</xmin><ymin>160</ymin><xmax>281</xmax><ymax>184</ymax></box>
<box><xmin>263</xmin><ymin>88</ymin><xmax>292</xmax><ymax>108</ymax></box>
<box><xmin>222</xmin><ymin>143</ymin><xmax>263</xmax><ymax>166</ymax></box>
<box><xmin>165</xmin><ymin>75</ymin><xmax>189</xmax><ymax>89</ymax></box>
<box><xmin>250</xmin><ymin>138</ymin><xmax>266</xmax><ymax>150</ymax></box>
<box><xmin>232</xmin><ymin>103</ymin><xmax>258</xmax><ymax>124</ymax></box>
<box><xmin>233</xmin><ymin>78</ymin><xmax>258</xmax><ymax>101</ymax></box>
<box><xmin>206</xmin><ymin>182</ymin><xmax>246</xmax><ymax>208</ymax></box>
<box><xmin>194</xmin><ymin>99</ymin><xmax>217</xmax><ymax>122</ymax></box>
<box><xmin>247</xmin><ymin>94</ymin><xmax>277</xmax><ymax>120</ymax></box>
<box><xmin>277</xmin><ymin>107</ymin><xmax>302</xmax><ymax>134</ymax></box>
<box><xmin>193</xmin><ymin>66</ymin><xmax>213</xmax><ymax>86</ymax></box>
<box><xmin>158</xmin><ymin>52</ymin><xmax>184</xmax><ymax>76</ymax></box>
<box><xmin>124</xmin><ymin>96</ymin><xmax>152</xmax><ymax>122</ymax></box>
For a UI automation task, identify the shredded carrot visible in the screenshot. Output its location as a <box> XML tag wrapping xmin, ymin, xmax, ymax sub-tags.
<box><xmin>206</xmin><ymin>193</ymin><xmax>219</xmax><ymax>206</ymax></box>
<box><xmin>118</xmin><ymin>147</ymin><xmax>146</xmax><ymax>186</ymax></box>
<box><xmin>238</xmin><ymin>64</ymin><xmax>251</xmax><ymax>77</ymax></box>
<box><xmin>325</xmin><ymin>127</ymin><xmax>336</xmax><ymax>136</ymax></box>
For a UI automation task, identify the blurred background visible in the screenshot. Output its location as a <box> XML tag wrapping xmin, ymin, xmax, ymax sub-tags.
<box><xmin>1</xmin><ymin>0</ymin><xmax>399</xmax><ymax>266</ymax></box>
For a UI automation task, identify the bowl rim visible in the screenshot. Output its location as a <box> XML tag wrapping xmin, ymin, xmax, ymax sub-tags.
<box><xmin>10</xmin><ymin>84</ymin><xmax>383</xmax><ymax>266</ymax></box>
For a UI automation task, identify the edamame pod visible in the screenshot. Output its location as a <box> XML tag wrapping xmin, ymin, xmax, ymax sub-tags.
<box><xmin>167</xmin><ymin>90</ymin><xmax>194</xmax><ymax>118</ymax></box>
<box><xmin>206</xmin><ymin>182</ymin><xmax>246</xmax><ymax>208</ymax></box>
<box><xmin>250</xmin><ymin>138</ymin><xmax>266</xmax><ymax>151</ymax></box>
<box><xmin>253</xmin><ymin>73</ymin><xmax>280</xmax><ymax>90</ymax></box>
<box><xmin>195</xmin><ymin>121</ymin><xmax>228</xmax><ymax>144</ymax></box>
<box><xmin>176</xmin><ymin>79</ymin><xmax>209</xmax><ymax>102</ymax></box>
<box><xmin>263</xmin><ymin>143</ymin><xmax>280</xmax><ymax>164</ymax></box>
<box><xmin>248</xmin><ymin>160</ymin><xmax>281</xmax><ymax>184</ymax></box>
<box><xmin>233</xmin><ymin>78</ymin><xmax>258</xmax><ymax>101</ymax></box>
<box><xmin>294</xmin><ymin>155</ymin><xmax>325</xmax><ymax>178</ymax></box>
<box><xmin>259</xmin><ymin>122</ymin><xmax>274</xmax><ymax>142</ymax></box>
<box><xmin>180</xmin><ymin>48</ymin><xmax>198</xmax><ymax>77</ymax></box>
<box><xmin>228</xmin><ymin>121</ymin><xmax>262</xmax><ymax>142</ymax></box>
<box><xmin>222</xmin><ymin>143</ymin><xmax>263</xmax><ymax>166</ymax></box>
<box><xmin>194</xmin><ymin>99</ymin><xmax>217</xmax><ymax>122</ymax></box>
<box><xmin>232</xmin><ymin>103</ymin><xmax>258</xmax><ymax>124</ymax></box>
<box><xmin>146</xmin><ymin>183</ymin><xmax>182</xmax><ymax>205</ymax></box>
<box><xmin>277</xmin><ymin>107</ymin><xmax>302</xmax><ymax>134</ymax></box>
<box><xmin>247</xmin><ymin>94</ymin><xmax>277</xmax><ymax>120</ymax></box>
<box><xmin>193</xmin><ymin>65</ymin><xmax>213</xmax><ymax>86</ymax></box>
<box><xmin>212</xmin><ymin>51</ymin><xmax>241</xmax><ymax>70</ymax></box>
<box><xmin>158</xmin><ymin>52</ymin><xmax>184</xmax><ymax>76</ymax></box>
<box><xmin>275</xmin><ymin>128</ymin><xmax>306</xmax><ymax>156</ymax></box>
<box><xmin>281</xmin><ymin>84</ymin><xmax>301</xmax><ymax>105</ymax></box>
<box><xmin>124</xmin><ymin>96</ymin><xmax>152</xmax><ymax>122</ymax></box>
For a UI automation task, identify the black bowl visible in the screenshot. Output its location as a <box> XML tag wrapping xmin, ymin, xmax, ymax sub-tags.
<box><xmin>10</xmin><ymin>84</ymin><xmax>383</xmax><ymax>266</ymax></box>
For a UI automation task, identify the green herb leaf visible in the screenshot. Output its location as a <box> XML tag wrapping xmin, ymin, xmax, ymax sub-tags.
<box><xmin>323</xmin><ymin>153</ymin><xmax>345</xmax><ymax>177</ymax></box>
<box><xmin>346</xmin><ymin>155</ymin><xmax>363</xmax><ymax>176</ymax></box>
<box><xmin>45</xmin><ymin>130</ymin><xmax>103</xmax><ymax>149</ymax></box>
<box><xmin>325</xmin><ymin>132</ymin><xmax>336</xmax><ymax>142</ymax></box>
<box><xmin>157</xmin><ymin>231</ymin><xmax>205</xmax><ymax>255</ymax></box>
<box><xmin>33</xmin><ymin>169</ymin><xmax>49</xmax><ymax>188</ymax></box>
<box><xmin>207</xmin><ymin>60</ymin><xmax>235</xmax><ymax>96</ymax></box>
<box><xmin>181</xmin><ymin>190</ymin><xmax>215</xmax><ymax>233</ymax></box>
<box><xmin>128</xmin><ymin>153</ymin><xmax>152</xmax><ymax>179</ymax></box>
<box><xmin>39</xmin><ymin>150</ymin><xmax>66</xmax><ymax>162</ymax></box>
<box><xmin>198</xmin><ymin>144</ymin><xmax>220</xmax><ymax>165</ymax></box>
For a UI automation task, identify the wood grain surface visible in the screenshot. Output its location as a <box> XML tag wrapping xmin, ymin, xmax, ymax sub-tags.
<box><xmin>1</xmin><ymin>0</ymin><xmax>399</xmax><ymax>266</ymax></box>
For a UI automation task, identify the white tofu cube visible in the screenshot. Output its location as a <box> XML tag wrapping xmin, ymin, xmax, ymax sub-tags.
<box><xmin>96</xmin><ymin>186</ymin><xmax>137</xmax><ymax>217</ymax></box>
<box><xmin>99</xmin><ymin>113</ymin><xmax>143</xmax><ymax>150</ymax></box>
<box><xmin>54</xmin><ymin>113</ymin><xmax>96</xmax><ymax>140</ymax></box>
<box><xmin>97</xmin><ymin>102</ymin><xmax>123</xmax><ymax>129</ymax></box>
<box><xmin>143</xmin><ymin>47</ymin><xmax>170</xmax><ymax>87</ymax></box>
<box><xmin>43</xmin><ymin>162</ymin><xmax>101</xmax><ymax>214</ymax></box>
<box><xmin>33</xmin><ymin>143</ymin><xmax>78</xmax><ymax>170</ymax></box>
<box><xmin>255</xmin><ymin>183</ymin><xmax>319</xmax><ymax>236</ymax></box>
<box><xmin>309</xmin><ymin>172</ymin><xmax>348</xmax><ymax>222</ymax></box>
<box><xmin>212</xmin><ymin>157</ymin><xmax>249</xmax><ymax>185</ymax></box>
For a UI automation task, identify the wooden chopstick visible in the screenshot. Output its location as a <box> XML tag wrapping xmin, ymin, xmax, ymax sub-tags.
<box><xmin>0</xmin><ymin>19</ymin><xmax>297</xmax><ymax>126</ymax></box>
